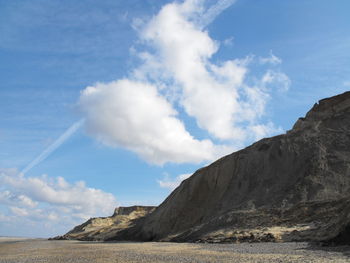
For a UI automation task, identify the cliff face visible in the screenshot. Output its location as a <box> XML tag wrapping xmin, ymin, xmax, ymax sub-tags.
<box><xmin>60</xmin><ymin>91</ymin><xmax>350</xmax><ymax>244</ymax></box>
<box><xmin>116</xmin><ymin>91</ymin><xmax>350</xmax><ymax>243</ymax></box>
<box><xmin>54</xmin><ymin>206</ymin><xmax>155</xmax><ymax>241</ymax></box>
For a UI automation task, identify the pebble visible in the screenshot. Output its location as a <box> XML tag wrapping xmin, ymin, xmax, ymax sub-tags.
<box><xmin>0</xmin><ymin>238</ymin><xmax>349</xmax><ymax>263</ymax></box>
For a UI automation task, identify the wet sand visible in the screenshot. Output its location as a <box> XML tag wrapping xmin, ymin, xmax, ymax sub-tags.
<box><xmin>0</xmin><ymin>238</ymin><xmax>349</xmax><ymax>263</ymax></box>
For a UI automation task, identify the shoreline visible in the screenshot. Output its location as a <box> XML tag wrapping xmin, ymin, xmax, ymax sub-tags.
<box><xmin>0</xmin><ymin>238</ymin><xmax>349</xmax><ymax>262</ymax></box>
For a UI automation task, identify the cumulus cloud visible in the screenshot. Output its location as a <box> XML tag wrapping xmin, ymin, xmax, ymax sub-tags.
<box><xmin>78</xmin><ymin>0</ymin><xmax>290</xmax><ymax>165</ymax></box>
<box><xmin>0</xmin><ymin>168</ymin><xmax>117</xmax><ymax>235</ymax></box>
<box><xmin>158</xmin><ymin>173</ymin><xmax>192</xmax><ymax>190</ymax></box>
<box><xmin>79</xmin><ymin>80</ymin><xmax>231</xmax><ymax>165</ymax></box>
<box><xmin>140</xmin><ymin>2</ymin><xmax>250</xmax><ymax>141</ymax></box>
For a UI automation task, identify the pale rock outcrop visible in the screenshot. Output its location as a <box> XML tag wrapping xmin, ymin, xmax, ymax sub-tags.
<box><xmin>53</xmin><ymin>206</ymin><xmax>155</xmax><ymax>241</ymax></box>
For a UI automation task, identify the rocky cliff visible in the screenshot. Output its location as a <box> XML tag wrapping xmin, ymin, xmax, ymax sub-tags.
<box><xmin>59</xmin><ymin>91</ymin><xmax>350</xmax><ymax>244</ymax></box>
<box><xmin>53</xmin><ymin>206</ymin><xmax>155</xmax><ymax>241</ymax></box>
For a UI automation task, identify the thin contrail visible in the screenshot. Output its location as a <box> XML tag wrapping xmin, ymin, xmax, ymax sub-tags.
<box><xmin>199</xmin><ymin>0</ymin><xmax>237</xmax><ymax>28</ymax></box>
<box><xmin>21</xmin><ymin>119</ymin><xmax>85</xmax><ymax>175</ymax></box>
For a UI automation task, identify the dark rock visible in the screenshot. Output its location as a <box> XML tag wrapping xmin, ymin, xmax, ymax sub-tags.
<box><xmin>119</xmin><ymin>91</ymin><xmax>350</xmax><ymax>243</ymax></box>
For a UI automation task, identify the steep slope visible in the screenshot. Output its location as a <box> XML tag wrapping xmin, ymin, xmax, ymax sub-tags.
<box><xmin>59</xmin><ymin>91</ymin><xmax>350</xmax><ymax>243</ymax></box>
<box><xmin>114</xmin><ymin>91</ymin><xmax>350</xmax><ymax>243</ymax></box>
<box><xmin>54</xmin><ymin>206</ymin><xmax>155</xmax><ymax>241</ymax></box>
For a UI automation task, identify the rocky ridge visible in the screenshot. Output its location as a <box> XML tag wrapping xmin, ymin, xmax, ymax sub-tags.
<box><xmin>59</xmin><ymin>91</ymin><xmax>350</xmax><ymax>244</ymax></box>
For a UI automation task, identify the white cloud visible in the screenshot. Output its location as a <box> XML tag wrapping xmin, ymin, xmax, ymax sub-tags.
<box><xmin>259</xmin><ymin>51</ymin><xmax>282</xmax><ymax>65</ymax></box>
<box><xmin>158</xmin><ymin>173</ymin><xmax>192</xmax><ymax>190</ymax></box>
<box><xmin>141</xmin><ymin>2</ymin><xmax>250</xmax><ymax>141</ymax></box>
<box><xmin>136</xmin><ymin>0</ymin><xmax>288</xmax><ymax>142</ymax></box>
<box><xmin>78</xmin><ymin>0</ymin><xmax>290</xmax><ymax>165</ymax></box>
<box><xmin>0</xmin><ymin>168</ymin><xmax>117</xmax><ymax>227</ymax></box>
<box><xmin>0</xmin><ymin>191</ymin><xmax>37</xmax><ymax>208</ymax></box>
<box><xmin>262</xmin><ymin>70</ymin><xmax>291</xmax><ymax>92</ymax></box>
<box><xmin>79</xmin><ymin>79</ymin><xmax>232</xmax><ymax>165</ymax></box>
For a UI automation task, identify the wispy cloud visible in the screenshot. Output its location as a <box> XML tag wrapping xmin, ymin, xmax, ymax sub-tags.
<box><xmin>259</xmin><ymin>51</ymin><xmax>282</xmax><ymax>65</ymax></box>
<box><xmin>199</xmin><ymin>0</ymin><xmax>237</xmax><ymax>28</ymax></box>
<box><xmin>21</xmin><ymin>119</ymin><xmax>84</xmax><ymax>174</ymax></box>
<box><xmin>223</xmin><ymin>36</ymin><xmax>234</xmax><ymax>46</ymax></box>
<box><xmin>261</xmin><ymin>70</ymin><xmax>291</xmax><ymax>92</ymax></box>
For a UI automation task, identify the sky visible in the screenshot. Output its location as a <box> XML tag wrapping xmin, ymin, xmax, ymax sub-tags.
<box><xmin>0</xmin><ymin>0</ymin><xmax>349</xmax><ymax>237</ymax></box>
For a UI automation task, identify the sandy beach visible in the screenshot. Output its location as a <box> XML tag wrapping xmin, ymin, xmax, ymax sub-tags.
<box><xmin>0</xmin><ymin>238</ymin><xmax>349</xmax><ymax>263</ymax></box>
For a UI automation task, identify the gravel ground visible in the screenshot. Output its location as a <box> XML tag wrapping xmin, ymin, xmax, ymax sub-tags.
<box><xmin>0</xmin><ymin>238</ymin><xmax>349</xmax><ymax>263</ymax></box>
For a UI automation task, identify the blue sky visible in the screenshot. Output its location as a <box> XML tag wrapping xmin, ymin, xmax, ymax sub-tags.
<box><xmin>0</xmin><ymin>0</ymin><xmax>349</xmax><ymax>237</ymax></box>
